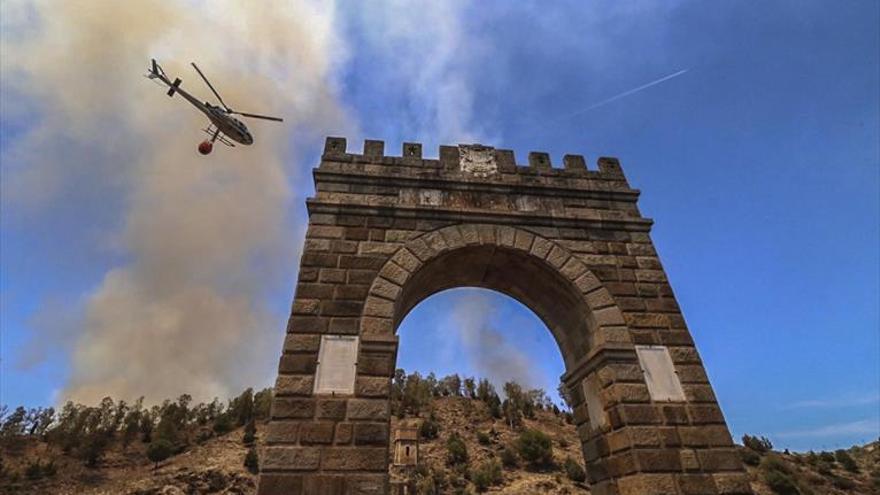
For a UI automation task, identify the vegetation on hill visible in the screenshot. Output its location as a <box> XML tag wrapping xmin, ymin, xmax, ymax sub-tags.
<box><xmin>1</xmin><ymin>371</ymin><xmax>877</xmax><ymax>494</ymax></box>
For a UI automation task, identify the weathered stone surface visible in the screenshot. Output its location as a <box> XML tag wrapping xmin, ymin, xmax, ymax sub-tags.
<box><xmin>321</xmin><ymin>447</ymin><xmax>387</xmax><ymax>471</ymax></box>
<box><xmin>347</xmin><ymin>399</ymin><xmax>389</xmax><ymax>420</ymax></box>
<box><xmin>261</xmin><ymin>138</ymin><xmax>749</xmax><ymax>493</ymax></box>
<box><xmin>272</xmin><ymin>398</ymin><xmax>315</xmax><ymax>419</ymax></box>
<box><xmin>299</xmin><ymin>422</ymin><xmax>335</xmax><ymax>445</ymax></box>
<box><xmin>262</xmin><ymin>447</ymin><xmax>321</xmax><ymax>472</ymax></box>
<box><xmin>275</xmin><ymin>375</ymin><xmax>314</xmax><ymax>396</ymax></box>
<box><xmin>265</xmin><ymin>420</ymin><xmax>300</xmax><ymax>444</ymax></box>
<box><xmin>355</xmin><ymin>376</ymin><xmax>390</xmax><ymax>397</ymax></box>
<box><xmin>315</xmin><ymin>399</ymin><xmax>346</xmax><ymax>420</ymax></box>
<box><xmin>353</xmin><ymin>423</ymin><xmax>389</xmax><ymax>445</ymax></box>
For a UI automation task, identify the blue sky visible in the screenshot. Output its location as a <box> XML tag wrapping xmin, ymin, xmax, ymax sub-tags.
<box><xmin>1</xmin><ymin>1</ymin><xmax>878</xmax><ymax>452</ymax></box>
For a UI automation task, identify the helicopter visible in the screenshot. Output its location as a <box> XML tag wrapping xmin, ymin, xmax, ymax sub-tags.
<box><xmin>145</xmin><ymin>59</ymin><xmax>283</xmax><ymax>155</ymax></box>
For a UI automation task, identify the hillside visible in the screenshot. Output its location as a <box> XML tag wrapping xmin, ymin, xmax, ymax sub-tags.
<box><xmin>1</xmin><ymin>388</ymin><xmax>878</xmax><ymax>494</ymax></box>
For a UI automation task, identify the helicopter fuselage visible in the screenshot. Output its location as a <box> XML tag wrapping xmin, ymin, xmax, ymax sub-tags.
<box><xmin>168</xmin><ymin>85</ymin><xmax>253</xmax><ymax>145</ymax></box>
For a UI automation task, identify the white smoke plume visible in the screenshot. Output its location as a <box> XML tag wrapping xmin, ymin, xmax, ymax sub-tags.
<box><xmin>449</xmin><ymin>292</ymin><xmax>541</xmax><ymax>390</ymax></box>
<box><xmin>2</xmin><ymin>0</ymin><xmax>351</xmax><ymax>404</ymax></box>
<box><xmin>344</xmin><ymin>0</ymin><xmax>496</xmax><ymax>147</ymax></box>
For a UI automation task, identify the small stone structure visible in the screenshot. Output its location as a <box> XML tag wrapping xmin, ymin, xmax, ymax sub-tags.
<box><xmin>257</xmin><ymin>138</ymin><xmax>753</xmax><ymax>495</ymax></box>
<box><xmin>391</xmin><ymin>425</ymin><xmax>419</xmax><ymax>467</ymax></box>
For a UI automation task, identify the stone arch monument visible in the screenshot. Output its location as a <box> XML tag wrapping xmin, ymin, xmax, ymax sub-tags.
<box><xmin>257</xmin><ymin>137</ymin><xmax>752</xmax><ymax>495</ymax></box>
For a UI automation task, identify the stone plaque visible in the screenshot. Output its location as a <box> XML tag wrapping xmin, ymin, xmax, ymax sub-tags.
<box><xmin>459</xmin><ymin>144</ymin><xmax>497</xmax><ymax>177</ymax></box>
<box><xmin>635</xmin><ymin>345</ymin><xmax>686</xmax><ymax>402</ymax></box>
<box><xmin>581</xmin><ymin>375</ymin><xmax>607</xmax><ymax>430</ymax></box>
<box><xmin>314</xmin><ymin>335</ymin><xmax>359</xmax><ymax>395</ymax></box>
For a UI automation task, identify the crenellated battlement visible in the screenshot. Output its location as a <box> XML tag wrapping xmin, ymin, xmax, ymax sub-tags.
<box><xmin>320</xmin><ymin>137</ymin><xmax>629</xmax><ymax>185</ymax></box>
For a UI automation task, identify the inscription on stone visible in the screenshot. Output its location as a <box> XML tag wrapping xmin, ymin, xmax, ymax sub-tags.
<box><xmin>314</xmin><ymin>335</ymin><xmax>359</xmax><ymax>395</ymax></box>
<box><xmin>635</xmin><ymin>345</ymin><xmax>686</xmax><ymax>402</ymax></box>
<box><xmin>459</xmin><ymin>144</ymin><xmax>497</xmax><ymax>177</ymax></box>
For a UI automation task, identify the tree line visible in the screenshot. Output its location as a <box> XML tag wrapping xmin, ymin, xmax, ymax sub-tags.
<box><xmin>0</xmin><ymin>387</ymin><xmax>271</xmax><ymax>477</ymax></box>
<box><xmin>390</xmin><ymin>370</ymin><xmax>573</xmax><ymax>429</ymax></box>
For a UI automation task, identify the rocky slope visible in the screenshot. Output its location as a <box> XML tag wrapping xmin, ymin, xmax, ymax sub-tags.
<box><xmin>2</xmin><ymin>396</ymin><xmax>877</xmax><ymax>494</ymax></box>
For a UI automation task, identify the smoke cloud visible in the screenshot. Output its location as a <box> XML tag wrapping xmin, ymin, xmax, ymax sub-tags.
<box><xmin>343</xmin><ymin>0</ymin><xmax>497</xmax><ymax>146</ymax></box>
<box><xmin>3</xmin><ymin>0</ymin><xmax>541</xmax><ymax>406</ymax></box>
<box><xmin>2</xmin><ymin>0</ymin><xmax>350</xmax><ymax>404</ymax></box>
<box><xmin>449</xmin><ymin>292</ymin><xmax>541</xmax><ymax>390</ymax></box>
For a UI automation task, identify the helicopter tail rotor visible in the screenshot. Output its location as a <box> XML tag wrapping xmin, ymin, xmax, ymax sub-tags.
<box><xmin>166</xmin><ymin>78</ymin><xmax>182</xmax><ymax>97</ymax></box>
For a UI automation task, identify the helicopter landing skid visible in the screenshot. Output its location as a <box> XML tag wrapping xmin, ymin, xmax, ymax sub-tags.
<box><xmin>202</xmin><ymin>124</ymin><xmax>236</xmax><ymax>147</ymax></box>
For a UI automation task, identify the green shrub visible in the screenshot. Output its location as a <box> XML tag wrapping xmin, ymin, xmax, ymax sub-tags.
<box><xmin>830</xmin><ymin>475</ymin><xmax>856</xmax><ymax>490</ymax></box>
<box><xmin>420</xmin><ymin>414</ymin><xmax>440</xmax><ymax>440</ymax></box>
<box><xmin>147</xmin><ymin>438</ymin><xmax>174</xmax><ymax>470</ymax></box>
<box><xmin>243</xmin><ymin>418</ymin><xmax>256</xmax><ymax>446</ymax></box>
<box><xmin>817</xmin><ymin>451</ymin><xmax>835</xmax><ymax>463</ymax></box>
<box><xmin>471</xmin><ymin>460</ymin><xmax>502</xmax><ymax>492</ymax></box>
<box><xmin>446</xmin><ymin>433</ymin><xmax>469</xmax><ymax>466</ymax></box>
<box><xmin>500</xmin><ymin>445</ymin><xmax>518</xmax><ymax>468</ymax></box>
<box><xmin>815</xmin><ymin>461</ymin><xmax>833</xmax><ymax>476</ymax></box>
<box><xmin>516</xmin><ymin>428</ymin><xmax>554</xmax><ymax>469</ymax></box>
<box><xmin>834</xmin><ymin>449</ymin><xmax>858</xmax><ymax>473</ymax></box>
<box><xmin>764</xmin><ymin>469</ymin><xmax>799</xmax><ymax>495</ymax></box>
<box><xmin>563</xmin><ymin>457</ymin><xmax>586</xmax><ymax>482</ymax></box>
<box><xmin>761</xmin><ymin>454</ymin><xmax>791</xmax><ymax>475</ymax></box>
<box><xmin>24</xmin><ymin>461</ymin><xmax>43</xmax><ymax>480</ymax></box>
<box><xmin>42</xmin><ymin>460</ymin><xmax>57</xmax><ymax>477</ymax></box>
<box><xmin>244</xmin><ymin>446</ymin><xmax>259</xmax><ymax>474</ymax></box>
<box><xmin>476</xmin><ymin>431</ymin><xmax>491</xmax><ymax>445</ymax></box>
<box><xmin>742</xmin><ymin>434</ymin><xmax>773</xmax><ymax>453</ymax></box>
<box><xmin>740</xmin><ymin>448</ymin><xmax>761</xmax><ymax>466</ymax></box>
<box><xmin>870</xmin><ymin>467</ymin><xmax>880</xmax><ymax>491</ymax></box>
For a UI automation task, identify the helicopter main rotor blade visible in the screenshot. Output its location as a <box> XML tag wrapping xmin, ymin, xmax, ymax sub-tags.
<box><xmin>190</xmin><ymin>62</ymin><xmax>229</xmax><ymax>111</ymax></box>
<box><xmin>232</xmin><ymin>111</ymin><xmax>284</xmax><ymax>122</ymax></box>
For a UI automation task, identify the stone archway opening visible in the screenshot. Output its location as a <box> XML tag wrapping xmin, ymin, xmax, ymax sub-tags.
<box><xmin>395</xmin><ymin>286</ymin><xmax>566</xmax><ymax>397</ymax></box>
<box><xmin>390</xmin><ymin>286</ymin><xmax>575</xmax><ymax>491</ymax></box>
<box><xmin>393</xmin><ymin>243</ymin><xmax>596</xmax><ymax>370</ymax></box>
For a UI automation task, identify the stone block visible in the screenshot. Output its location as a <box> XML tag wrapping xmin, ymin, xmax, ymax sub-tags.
<box><xmin>300</xmin><ymin>421</ymin><xmax>335</xmax><ymax>445</ymax></box>
<box><xmin>356</xmin><ymin>376</ymin><xmax>391</xmax><ymax>397</ymax></box>
<box><xmin>321</xmin><ymin>447</ymin><xmax>388</xmax><ymax>471</ymax></box>
<box><xmin>347</xmin><ymin>398</ymin><xmax>390</xmax><ymax>420</ymax></box>
<box><xmin>616</xmin><ymin>473</ymin><xmax>678</xmax><ymax>495</ymax></box>
<box><xmin>272</xmin><ymin>398</ymin><xmax>316</xmax><ymax>419</ymax></box>
<box><xmin>257</xmin><ymin>474</ymin><xmax>304</xmax><ymax>495</ymax></box>
<box><xmin>677</xmin><ymin>474</ymin><xmax>718</xmax><ymax>494</ymax></box>
<box><xmin>712</xmin><ymin>473</ymin><xmax>753</xmax><ymax>494</ymax></box>
<box><xmin>316</xmin><ymin>399</ymin><xmax>346</xmax><ymax>420</ymax></box>
<box><xmin>370</xmin><ymin>277</ymin><xmax>402</xmax><ymax>300</ymax></box>
<box><xmin>261</xmin><ymin>446</ymin><xmax>321</xmax><ymax>471</ymax></box>
<box><xmin>697</xmin><ymin>449</ymin><xmax>745</xmax><ymax>471</ymax></box>
<box><xmin>362</xmin><ymin>297</ymin><xmax>393</xmax><ymax>318</ymax></box>
<box><xmin>278</xmin><ymin>354</ymin><xmax>318</xmax><ymax>374</ymax></box>
<box><xmin>275</xmin><ymin>375</ymin><xmax>315</xmax><ymax>396</ymax></box>
<box><xmin>265</xmin><ymin>420</ymin><xmax>300</xmax><ymax>444</ymax></box>
<box><xmin>354</xmin><ymin>423</ymin><xmax>389</xmax><ymax>445</ymax></box>
<box><xmin>357</xmin><ymin>353</ymin><xmax>395</xmax><ymax>376</ymax></box>
<box><xmin>283</xmin><ymin>334</ymin><xmax>321</xmax><ymax>353</ymax></box>
<box><xmin>634</xmin><ymin>449</ymin><xmax>682</xmax><ymax>472</ymax></box>
<box><xmin>335</xmin><ymin>422</ymin><xmax>353</xmax><ymax>444</ymax></box>
<box><xmin>328</xmin><ymin>317</ymin><xmax>359</xmax><ymax>334</ymax></box>
<box><xmin>292</xmin><ymin>299</ymin><xmax>320</xmax><ymax>315</ymax></box>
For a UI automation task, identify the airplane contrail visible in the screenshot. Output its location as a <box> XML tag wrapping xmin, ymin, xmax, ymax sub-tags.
<box><xmin>560</xmin><ymin>68</ymin><xmax>689</xmax><ymax>119</ymax></box>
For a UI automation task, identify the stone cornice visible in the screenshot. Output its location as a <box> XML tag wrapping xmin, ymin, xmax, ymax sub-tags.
<box><xmin>314</xmin><ymin>168</ymin><xmax>641</xmax><ymax>203</ymax></box>
<box><xmin>306</xmin><ymin>199</ymin><xmax>654</xmax><ymax>232</ymax></box>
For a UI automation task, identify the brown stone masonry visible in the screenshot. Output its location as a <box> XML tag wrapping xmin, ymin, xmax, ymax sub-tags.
<box><xmin>257</xmin><ymin>138</ymin><xmax>752</xmax><ymax>495</ymax></box>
